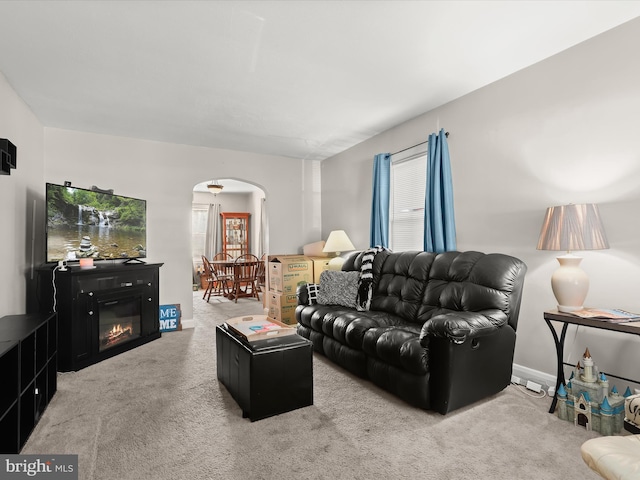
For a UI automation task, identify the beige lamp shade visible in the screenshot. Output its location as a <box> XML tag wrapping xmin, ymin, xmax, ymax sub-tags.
<box><xmin>537</xmin><ymin>203</ymin><xmax>609</xmax><ymax>252</ymax></box>
<box><xmin>322</xmin><ymin>230</ymin><xmax>355</xmax><ymax>270</ymax></box>
<box><xmin>537</xmin><ymin>203</ymin><xmax>609</xmax><ymax>313</ymax></box>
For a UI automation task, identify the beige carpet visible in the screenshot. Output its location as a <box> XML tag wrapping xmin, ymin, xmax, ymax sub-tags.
<box><xmin>23</xmin><ymin>292</ymin><xmax>603</xmax><ymax>479</ymax></box>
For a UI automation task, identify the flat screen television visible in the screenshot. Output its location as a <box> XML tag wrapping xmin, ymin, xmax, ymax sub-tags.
<box><xmin>45</xmin><ymin>183</ymin><xmax>147</xmax><ymax>263</ymax></box>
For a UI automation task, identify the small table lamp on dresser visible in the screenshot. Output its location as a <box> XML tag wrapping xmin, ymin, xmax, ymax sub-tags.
<box><xmin>323</xmin><ymin>230</ymin><xmax>355</xmax><ymax>271</ymax></box>
<box><xmin>536</xmin><ymin>203</ymin><xmax>609</xmax><ymax>312</ymax></box>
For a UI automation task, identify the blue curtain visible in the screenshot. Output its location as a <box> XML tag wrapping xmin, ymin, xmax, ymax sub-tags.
<box><xmin>424</xmin><ymin>129</ymin><xmax>456</xmax><ymax>252</ymax></box>
<box><xmin>370</xmin><ymin>153</ymin><xmax>391</xmax><ymax>248</ymax></box>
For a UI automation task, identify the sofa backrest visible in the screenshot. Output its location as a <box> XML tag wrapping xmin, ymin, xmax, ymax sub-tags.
<box><xmin>345</xmin><ymin>250</ymin><xmax>527</xmax><ymax>330</ymax></box>
<box><xmin>368</xmin><ymin>251</ymin><xmax>436</xmax><ymax>322</ymax></box>
<box><xmin>414</xmin><ymin>251</ymin><xmax>527</xmax><ymax>331</ymax></box>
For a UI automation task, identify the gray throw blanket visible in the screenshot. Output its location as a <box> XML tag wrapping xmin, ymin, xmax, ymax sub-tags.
<box><xmin>356</xmin><ymin>246</ymin><xmax>388</xmax><ymax>311</ymax></box>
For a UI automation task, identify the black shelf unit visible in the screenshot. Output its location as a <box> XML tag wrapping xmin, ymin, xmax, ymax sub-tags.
<box><xmin>0</xmin><ymin>312</ymin><xmax>57</xmax><ymax>453</ymax></box>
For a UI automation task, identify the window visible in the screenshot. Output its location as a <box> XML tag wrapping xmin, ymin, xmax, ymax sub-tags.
<box><xmin>390</xmin><ymin>145</ymin><xmax>426</xmax><ymax>252</ymax></box>
<box><xmin>191</xmin><ymin>204</ymin><xmax>209</xmax><ymax>267</ymax></box>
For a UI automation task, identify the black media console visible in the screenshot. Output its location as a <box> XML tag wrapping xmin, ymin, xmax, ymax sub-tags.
<box><xmin>38</xmin><ymin>262</ymin><xmax>163</xmax><ymax>371</ymax></box>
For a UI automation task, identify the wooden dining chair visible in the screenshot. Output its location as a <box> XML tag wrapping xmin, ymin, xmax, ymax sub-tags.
<box><xmin>212</xmin><ymin>252</ymin><xmax>234</xmax><ymax>294</ymax></box>
<box><xmin>201</xmin><ymin>256</ymin><xmax>216</xmax><ymax>301</ymax></box>
<box><xmin>202</xmin><ymin>255</ymin><xmax>232</xmax><ymax>301</ymax></box>
<box><xmin>256</xmin><ymin>254</ymin><xmax>266</xmax><ymax>293</ymax></box>
<box><xmin>231</xmin><ymin>254</ymin><xmax>260</xmax><ymax>302</ymax></box>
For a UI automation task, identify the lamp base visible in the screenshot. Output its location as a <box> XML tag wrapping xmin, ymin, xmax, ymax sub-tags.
<box><xmin>327</xmin><ymin>255</ymin><xmax>345</xmax><ymax>271</ymax></box>
<box><xmin>557</xmin><ymin>304</ymin><xmax>584</xmax><ymax>313</ymax></box>
<box><xmin>551</xmin><ymin>254</ymin><xmax>589</xmax><ymax>313</ymax></box>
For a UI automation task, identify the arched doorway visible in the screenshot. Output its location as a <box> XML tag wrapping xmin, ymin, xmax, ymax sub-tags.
<box><xmin>191</xmin><ymin>178</ymin><xmax>267</xmax><ymax>299</ymax></box>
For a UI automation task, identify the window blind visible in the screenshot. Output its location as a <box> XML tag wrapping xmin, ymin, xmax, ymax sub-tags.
<box><xmin>390</xmin><ymin>147</ymin><xmax>426</xmax><ymax>251</ymax></box>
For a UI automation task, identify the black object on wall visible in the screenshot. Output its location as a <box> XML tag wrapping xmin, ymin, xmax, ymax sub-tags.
<box><xmin>0</xmin><ymin>139</ymin><xmax>17</xmax><ymax>175</ymax></box>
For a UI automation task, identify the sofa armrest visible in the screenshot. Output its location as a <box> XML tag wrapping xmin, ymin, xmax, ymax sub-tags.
<box><xmin>420</xmin><ymin>309</ymin><xmax>508</xmax><ymax>345</ymax></box>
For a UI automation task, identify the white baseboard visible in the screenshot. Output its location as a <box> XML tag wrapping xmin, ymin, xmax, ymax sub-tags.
<box><xmin>512</xmin><ymin>363</ymin><xmax>640</xmax><ymax>393</ymax></box>
<box><xmin>180</xmin><ymin>318</ymin><xmax>195</xmax><ymax>329</ymax></box>
<box><xmin>512</xmin><ymin>363</ymin><xmax>556</xmax><ymax>389</ymax></box>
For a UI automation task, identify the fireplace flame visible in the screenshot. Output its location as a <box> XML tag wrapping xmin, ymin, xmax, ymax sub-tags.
<box><xmin>103</xmin><ymin>323</ymin><xmax>134</xmax><ymax>348</ymax></box>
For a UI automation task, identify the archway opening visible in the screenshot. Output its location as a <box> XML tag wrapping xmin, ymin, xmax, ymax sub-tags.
<box><xmin>190</xmin><ymin>178</ymin><xmax>267</xmax><ymax>300</ymax></box>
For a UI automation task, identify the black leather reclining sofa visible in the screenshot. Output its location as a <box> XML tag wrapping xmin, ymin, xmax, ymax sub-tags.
<box><xmin>296</xmin><ymin>250</ymin><xmax>527</xmax><ymax>414</ymax></box>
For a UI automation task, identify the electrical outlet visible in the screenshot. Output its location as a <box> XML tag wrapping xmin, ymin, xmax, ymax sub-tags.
<box><xmin>526</xmin><ymin>380</ymin><xmax>542</xmax><ymax>393</ymax></box>
<box><xmin>511</xmin><ymin>375</ymin><xmax>522</xmax><ymax>385</ymax></box>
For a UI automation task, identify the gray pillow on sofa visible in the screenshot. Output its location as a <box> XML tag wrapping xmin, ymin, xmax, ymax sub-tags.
<box><xmin>316</xmin><ymin>270</ymin><xmax>360</xmax><ymax>308</ymax></box>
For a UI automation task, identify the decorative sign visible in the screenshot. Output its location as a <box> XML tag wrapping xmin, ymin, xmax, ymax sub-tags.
<box><xmin>159</xmin><ymin>304</ymin><xmax>182</xmax><ymax>332</ymax></box>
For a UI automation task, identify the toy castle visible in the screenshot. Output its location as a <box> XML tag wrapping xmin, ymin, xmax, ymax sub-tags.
<box><xmin>555</xmin><ymin>347</ymin><xmax>633</xmax><ymax>435</ymax></box>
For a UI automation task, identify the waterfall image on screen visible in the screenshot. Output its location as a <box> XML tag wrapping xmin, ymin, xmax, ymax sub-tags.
<box><xmin>46</xmin><ymin>183</ymin><xmax>147</xmax><ymax>263</ymax></box>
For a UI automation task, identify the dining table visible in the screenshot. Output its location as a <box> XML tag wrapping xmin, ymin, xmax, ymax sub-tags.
<box><xmin>209</xmin><ymin>259</ymin><xmax>261</xmax><ymax>301</ymax></box>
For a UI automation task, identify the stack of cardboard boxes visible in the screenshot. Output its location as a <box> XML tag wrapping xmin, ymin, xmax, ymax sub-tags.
<box><xmin>266</xmin><ymin>255</ymin><xmax>331</xmax><ymax>325</ymax></box>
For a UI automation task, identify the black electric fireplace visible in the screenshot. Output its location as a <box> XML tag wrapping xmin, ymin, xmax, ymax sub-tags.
<box><xmin>98</xmin><ymin>293</ymin><xmax>142</xmax><ymax>353</ymax></box>
<box><xmin>38</xmin><ymin>263</ymin><xmax>162</xmax><ymax>371</ymax></box>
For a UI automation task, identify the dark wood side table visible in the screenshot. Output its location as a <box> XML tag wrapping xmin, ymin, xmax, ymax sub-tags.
<box><xmin>216</xmin><ymin>324</ymin><xmax>313</xmax><ymax>421</ymax></box>
<box><xmin>544</xmin><ymin>310</ymin><xmax>640</xmax><ymax>414</ymax></box>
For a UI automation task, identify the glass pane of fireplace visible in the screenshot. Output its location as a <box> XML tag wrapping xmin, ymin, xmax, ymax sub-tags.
<box><xmin>98</xmin><ymin>296</ymin><xmax>142</xmax><ymax>352</ymax></box>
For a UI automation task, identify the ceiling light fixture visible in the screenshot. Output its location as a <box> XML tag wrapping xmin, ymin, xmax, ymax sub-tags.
<box><xmin>207</xmin><ymin>181</ymin><xmax>224</xmax><ymax>195</ymax></box>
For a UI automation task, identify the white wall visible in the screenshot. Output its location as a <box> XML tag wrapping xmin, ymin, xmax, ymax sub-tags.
<box><xmin>250</xmin><ymin>191</ymin><xmax>266</xmax><ymax>256</ymax></box>
<box><xmin>192</xmin><ymin>191</ymin><xmax>253</xmax><ymax>213</ymax></box>
<box><xmin>43</xmin><ymin>128</ymin><xmax>312</xmax><ymax>322</ymax></box>
<box><xmin>321</xmin><ymin>18</ymin><xmax>640</xmax><ymax>391</ymax></box>
<box><xmin>0</xmin><ymin>72</ymin><xmax>45</xmax><ymax>317</ymax></box>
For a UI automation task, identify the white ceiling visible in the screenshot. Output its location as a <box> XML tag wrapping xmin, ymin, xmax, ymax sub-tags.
<box><xmin>1</xmin><ymin>1</ymin><xmax>639</xmax><ymax>164</ymax></box>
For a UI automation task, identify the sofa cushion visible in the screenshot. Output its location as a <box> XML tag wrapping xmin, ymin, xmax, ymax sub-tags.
<box><xmin>368</xmin><ymin>251</ymin><xmax>436</xmax><ymax>324</ymax></box>
<box><xmin>298</xmin><ymin>303</ymin><xmax>405</xmax><ymax>349</ymax></box>
<box><xmin>316</xmin><ymin>270</ymin><xmax>360</xmax><ymax>308</ymax></box>
<box><xmin>363</xmin><ymin>326</ymin><xmax>428</xmax><ymax>375</ymax></box>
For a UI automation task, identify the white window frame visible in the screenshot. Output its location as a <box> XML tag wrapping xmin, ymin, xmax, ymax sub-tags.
<box><xmin>390</xmin><ymin>144</ymin><xmax>427</xmax><ymax>252</ymax></box>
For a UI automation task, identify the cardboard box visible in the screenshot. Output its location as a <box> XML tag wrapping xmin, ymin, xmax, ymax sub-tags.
<box><xmin>225</xmin><ymin>314</ymin><xmax>296</xmax><ymax>342</ymax></box>
<box><xmin>308</xmin><ymin>256</ymin><xmax>332</xmax><ymax>283</ymax></box>
<box><xmin>266</xmin><ymin>291</ymin><xmax>299</xmax><ymax>325</ymax></box>
<box><xmin>268</xmin><ymin>255</ymin><xmax>314</xmax><ymax>294</ymax></box>
<box><xmin>303</xmin><ymin>241</ymin><xmax>328</xmax><ymax>257</ymax></box>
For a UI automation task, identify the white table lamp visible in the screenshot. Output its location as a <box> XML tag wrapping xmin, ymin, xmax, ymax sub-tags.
<box><xmin>322</xmin><ymin>230</ymin><xmax>355</xmax><ymax>270</ymax></box>
<box><xmin>537</xmin><ymin>203</ymin><xmax>609</xmax><ymax>312</ymax></box>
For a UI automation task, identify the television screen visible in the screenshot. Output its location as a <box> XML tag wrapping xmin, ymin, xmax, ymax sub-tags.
<box><xmin>46</xmin><ymin>183</ymin><xmax>147</xmax><ymax>263</ymax></box>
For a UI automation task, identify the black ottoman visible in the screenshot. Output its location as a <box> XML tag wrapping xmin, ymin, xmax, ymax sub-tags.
<box><xmin>216</xmin><ymin>324</ymin><xmax>313</xmax><ymax>421</ymax></box>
